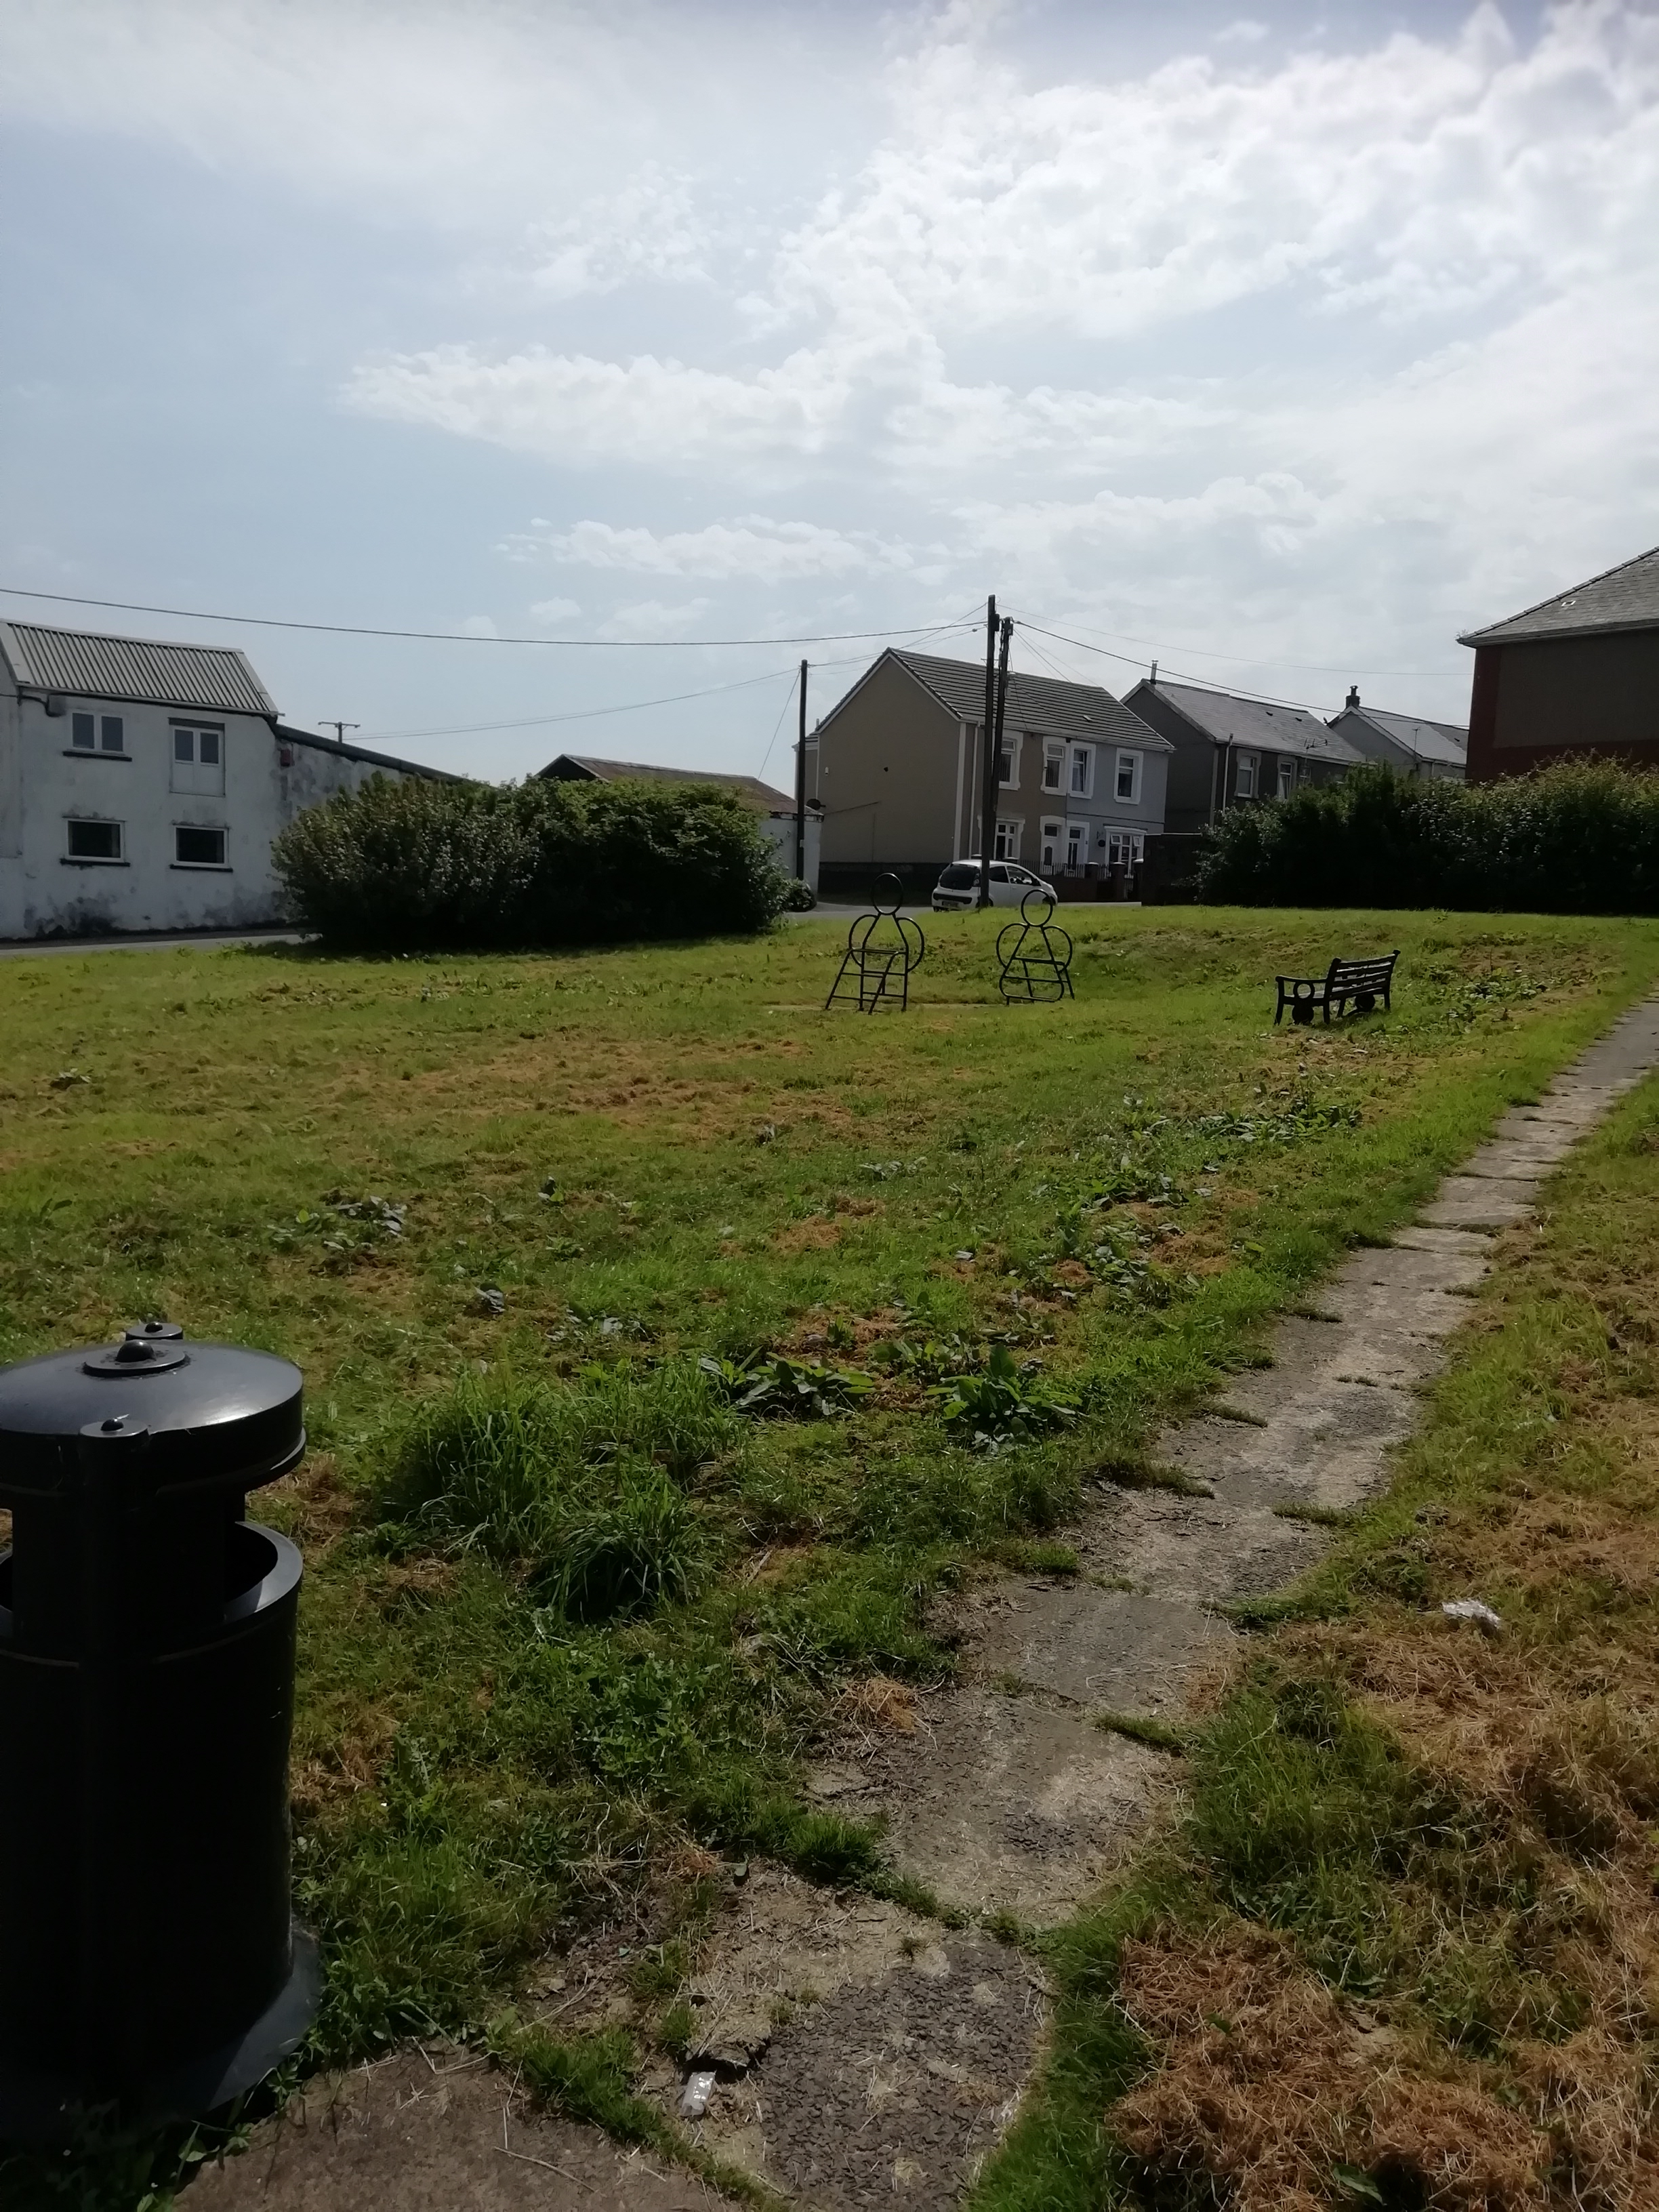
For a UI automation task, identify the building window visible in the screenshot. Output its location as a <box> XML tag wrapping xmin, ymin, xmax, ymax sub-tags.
<box><xmin>1107</xmin><ymin>831</ymin><xmax>1146</xmax><ymax>868</ymax></box>
<box><xmin>993</xmin><ymin>818</ymin><xmax>1023</xmax><ymax>861</ymax></box>
<box><xmin>1277</xmin><ymin>756</ymin><xmax>1296</xmax><ymax>799</ymax></box>
<box><xmin>69</xmin><ymin>714</ymin><xmax>124</xmax><ymax>753</ymax></box>
<box><xmin>175</xmin><ymin>825</ymin><xmax>228</xmax><ymax>867</ymax></box>
<box><xmin>997</xmin><ymin>736</ymin><xmax>1018</xmax><ymax>787</ymax></box>
<box><xmin>1042</xmin><ymin>741</ymin><xmax>1064</xmax><ymax>792</ymax></box>
<box><xmin>171</xmin><ymin>723</ymin><xmax>226</xmax><ymax>796</ymax></box>
<box><xmin>1114</xmin><ymin>750</ymin><xmax>1142</xmax><ymax>804</ymax></box>
<box><xmin>1065</xmin><ymin>819</ymin><xmax>1088</xmax><ymax>870</ymax></box>
<box><xmin>1235</xmin><ymin>751</ymin><xmax>1258</xmax><ymax>800</ymax></box>
<box><xmin>1040</xmin><ymin>817</ymin><xmax>1065</xmax><ymax>870</ymax></box>
<box><xmin>1068</xmin><ymin>744</ymin><xmax>1094</xmax><ymax>798</ymax></box>
<box><xmin>66</xmin><ymin>819</ymin><xmax>123</xmax><ymax>862</ymax></box>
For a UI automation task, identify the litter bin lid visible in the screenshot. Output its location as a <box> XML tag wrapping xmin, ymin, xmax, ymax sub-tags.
<box><xmin>0</xmin><ymin>1330</ymin><xmax>304</xmax><ymax>1496</ymax></box>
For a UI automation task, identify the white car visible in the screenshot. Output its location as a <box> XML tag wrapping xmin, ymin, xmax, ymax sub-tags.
<box><xmin>931</xmin><ymin>861</ymin><xmax>1058</xmax><ymax>912</ymax></box>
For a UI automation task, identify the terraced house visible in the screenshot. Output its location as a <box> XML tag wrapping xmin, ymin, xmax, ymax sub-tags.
<box><xmin>813</xmin><ymin>648</ymin><xmax>1171</xmax><ymax>899</ymax></box>
<box><xmin>0</xmin><ymin>619</ymin><xmax>446</xmax><ymax>941</ymax></box>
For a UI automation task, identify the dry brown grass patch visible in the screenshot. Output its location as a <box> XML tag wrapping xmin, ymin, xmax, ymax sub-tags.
<box><xmin>1111</xmin><ymin>1923</ymin><xmax>1549</xmax><ymax>2211</ymax></box>
<box><xmin>833</xmin><ymin>1675</ymin><xmax>920</xmax><ymax>1736</ymax></box>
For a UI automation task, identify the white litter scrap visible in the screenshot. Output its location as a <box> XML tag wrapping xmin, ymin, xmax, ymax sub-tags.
<box><xmin>679</xmin><ymin>2070</ymin><xmax>717</xmax><ymax>2120</ymax></box>
<box><xmin>1441</xmin><ymin>1598</ymin><xmax>1503</xmax><ymax>1633</ymax></box>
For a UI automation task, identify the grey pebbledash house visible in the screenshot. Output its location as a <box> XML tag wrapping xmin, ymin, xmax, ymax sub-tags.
<box><xmin>812</xmin><ymin>647</ymin><xmax>1172</xmax><ymax>899</ymax></box>
<box><xmin>1327</xmin><ymin>687</ymin><xmax>1467</xmax><ymax>781</ymax></box>
<box><xmin>0</xmin><ymin>619</ymin><xmax>450</xmax><ymax>941</ymax></box>
<box><xmin>1120</xmin><ymin>675</ymin><xmax>1364</xmax><ymax>834</ymax></box>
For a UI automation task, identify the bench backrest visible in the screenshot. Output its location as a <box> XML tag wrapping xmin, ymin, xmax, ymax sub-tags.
<box><xmin>1325</xmin><ymin>951</ymin><xmax>1398</xmax><ymax>990</ymax></box>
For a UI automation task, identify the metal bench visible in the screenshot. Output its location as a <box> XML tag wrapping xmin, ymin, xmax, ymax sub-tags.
<box><xmin>1275</xmin><ymin>950</ymin><xmax>1398</xmax><ymax>1026</ymax></box>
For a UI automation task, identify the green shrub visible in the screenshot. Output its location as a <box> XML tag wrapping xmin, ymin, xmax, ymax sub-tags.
<box><xmin>1195</xmin><ymin>758</ymin><xmax>1659</xmax><ymax>912</ymax></box>
<box><xmin>274</xmin><ymin>773</ymin><xmax>790</xmax><ymax>949</ymax></box>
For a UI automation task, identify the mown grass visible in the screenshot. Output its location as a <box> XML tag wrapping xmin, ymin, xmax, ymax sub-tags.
<box><xmin>973</xmin><ymin>1042</ymin><xmax>1659</xmax><ymax>2210</ymax></box>
<box><xmin>1</xmin><ymin>905</ymin><xmax>1656</xmax><ymax>2207</ymax></box>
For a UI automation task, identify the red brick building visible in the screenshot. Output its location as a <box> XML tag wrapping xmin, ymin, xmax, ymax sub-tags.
<box><xmin>1460</xmin><ymin>545</ymin><xmax>1659</xmax><ymax>781</ymax></box>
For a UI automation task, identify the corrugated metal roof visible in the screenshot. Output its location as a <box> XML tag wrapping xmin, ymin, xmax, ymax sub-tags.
<box><xmin>538</xmin><ymin>754</ymin><xmax>802</xmax><ymax>813</ymax></box>
<box><xmin>1460</xmin><ymin>546</ymin><xmax>1659</xmax><ymax>646</ymax></box>
<box><xmin>0</xmin><ymin>619</ymin><xmax>276</xmax><ymax>715</ymax></box>
<box><xmin>888</xmin><ymin>649</ymin><xmax>1172</xmax><ymax>748</ymax></box>
<box><xmin>1130</xmin><ymin>678</ymin><xmax>1364</xmax><ymax>766</ymax></box>
<box><xmin>1340</xmin><ymin>704</ymin><xmax>1467</xmax><ymax>768</ymax></box>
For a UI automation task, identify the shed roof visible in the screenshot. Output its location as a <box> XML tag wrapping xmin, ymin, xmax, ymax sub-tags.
<box><xmin>1459</xmin><ymin>545</ymin><xmax>1659</xmax><ymax>647</ymax></box>
<box><xmin>1126</xmin><ymin>678</ymin><xmax>1364</xmax><ymax>766</ymax></box>
<box><xmin>276</xmin><ymin>723</ymin><xmax>462</xmax><ymax>783</ymax></box>
<box><xmin>1336</xmin><ymin>702</ymin><xmax>1467</xmax><ymax>769</ymax></box>
<box><xmin>0</xmin><ymin>619</ymin><xmax>277</xmax><ymax>716</ymax></box>
<box><xmin>539</xmin><ymin>754</ymin><xmax>804</xmax><ymax>813</ymax></box>
<box><xmin>823</xmin><ymin>648</ymin><xmax>1170</xmax><ymax>750</ymax></box>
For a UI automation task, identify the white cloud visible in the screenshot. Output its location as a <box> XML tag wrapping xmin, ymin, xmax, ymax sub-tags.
<box><xmin>459</xmin><ymin>613</ymin><xmax>499</xmax><ymax>638</ymax></box>
<box><xmin>529</xmin><ymin>597</ymin><xmax>581</xmax><ymax>623</ymax></box>
<box><xmin>506</xmin><ymin>516</ymin><xmax>924</xmax><ymax>581</ymax></box>
<box><xmin>595</xmin><ymin>597</ymin><xmax>712</xmax><ymax>642</ymax></box>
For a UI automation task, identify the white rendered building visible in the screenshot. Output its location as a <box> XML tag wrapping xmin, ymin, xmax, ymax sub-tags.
<box><xmin>0</xmin><ymin>620</ymin><xmax>445</xmax><ymax>941</ymax></box>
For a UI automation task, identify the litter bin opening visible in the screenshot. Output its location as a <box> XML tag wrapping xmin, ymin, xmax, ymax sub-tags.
<box><xmin>226</xmin><ymin>1521</ymin><xmax>279</xmax><ymax>1607</ymax></box>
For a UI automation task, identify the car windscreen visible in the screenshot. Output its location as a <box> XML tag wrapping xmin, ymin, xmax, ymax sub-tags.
<box><xmin>938</xmin><ymin>865</ymin><xmax>978</xmax><ymax>888</ymax></box>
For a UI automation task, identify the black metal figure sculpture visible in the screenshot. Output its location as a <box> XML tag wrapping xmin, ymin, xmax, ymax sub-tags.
<box><xmin>996</xmin><ymin>888</ymin><xmax>1075</xmax><ymax>1003</ymax></box>
<box><xmin>825</xmin><ymin>874</ymin><xmax>926</xmax><ymax>1012</ymax></box>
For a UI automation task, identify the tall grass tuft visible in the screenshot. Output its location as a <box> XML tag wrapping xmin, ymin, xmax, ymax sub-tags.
<box><xmin>380</xmin><ymin>1365</ymin><xmax>739</xmax><ymax>1618</ymax></box>
<box><xmin>273</xmin><ymin>772</ymin><xmax>790</xmax><ymax>949</ymax></box>
<box><xmin>1197</xmin><ymin>757</ymin><xmax>1659</xmax><ymax>912</ymax></box>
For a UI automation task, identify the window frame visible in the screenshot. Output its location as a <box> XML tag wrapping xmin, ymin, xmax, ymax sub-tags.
<box><xmin>1277</xmin><ymin>755</ymin><xmax>1296</xmax><ymax>799</ymax></box>
<box><xmin>1067</xmin><ymin>743</ymin><xmax>1094</xmax><ymax>799</ymax></box>
<box><xmin>1041</xmin><ymin>740</ymin><xmax>1064</xmax><ymax>792</ymax></box>
<box><xmin>172</xmin><ymin>823</ymin><xmax>230</xmax><ymax>870</ymax></box>
<box><xmin>1113</xmin><ymin>748</ymin><xmax>1143</xmax><ymax>805</ymax></box>
<box><xmin>68</xmin><ymin>712</ymin><xmax>127</xmax><ymax>758</ymax></box>
<box><xmin>64</xmin><ymin>817</ymin><xmax>125</xmax><ymax>864</ymax></box>
<box><xmin>992</xmin><ymin>817</ymin><xmax>1023</xmax><ymax>863</ymax></box>
<box><xmin>996</xmin><ymin>733</ymin><xmax>1019</xmax><ymax>789</ymax></box>
<box><xmin>1234</xmin><ymin>750</ymin><xmax>1258</xmax><ymax>800</ymax></box>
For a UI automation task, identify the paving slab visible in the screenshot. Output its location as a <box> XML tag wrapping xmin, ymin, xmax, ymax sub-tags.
<box><xmin>188</xmin><ymin>2047</ymin><xmax>705</xmax><ymax>2211</ymax></box>
<box><xmin>1419</xmin><ymin>1174</ymin><xmax>1538</xmax><ymax>1229</ymax></box>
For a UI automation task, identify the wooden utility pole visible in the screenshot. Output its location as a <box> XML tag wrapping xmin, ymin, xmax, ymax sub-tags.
<box><xmin>977</xmin><ymin>595</ymin><xmax>999</xmax><ymax>908</ymax></box>
<box><xmin>993</xmin><ymin>615</ymin><xmax>1012</xmax><ymax>833</ymax></box>
<box><xmin>794</xmin><ymin>659</ymin><xmax>808</xmax><ymax>882</ymax></box>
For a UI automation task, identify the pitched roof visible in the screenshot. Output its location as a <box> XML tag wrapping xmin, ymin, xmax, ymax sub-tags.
<box><xmin>0</xmin><ymin>619</ymin><xmax>276</xmax><ymax>716</ymax></box>
<box><xmin>1335</xmin><ymin>703</ymin><xmax>1467</xmax><ymax>769</ymax></box>
<box><xmin>821</xmin><ymin>647</ymin><xmax>1172</xmax><ymax>750</ymax></box>
<box><xmin>1459</xmin><ymin>545</ymin><xmax>1659</xmax><ymax>647</ymax></box>
<box><xmin>538</xmin><ymin>754</ymin><xmax>803</xmax><ymax>813</ymax></box>
<box><xmin>276</xmin><ymin>723</ymin><xmax>463</xmax><ymax>783</ymax></box>
<box><xmin>1126</xmin><ymin>677</ymin><xmax>1364</xmax><ymax>766</ymax></box>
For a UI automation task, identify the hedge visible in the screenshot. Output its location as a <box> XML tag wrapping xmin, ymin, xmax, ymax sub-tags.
<box><xmin>273</xmin><ymin>773</ymin><xmax>790</xmax><ymax>949</ymax></box>
<box><xmin>1195</xmin><ymin>759</ymin><xmax>1659</xmax><ymax>913</ymax></box>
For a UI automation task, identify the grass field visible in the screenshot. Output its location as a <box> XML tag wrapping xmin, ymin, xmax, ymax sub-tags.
<box><xmin>3</xmin><ymin>905</ymin><xmax>1658</xmax><ymax>2206</ymax></box>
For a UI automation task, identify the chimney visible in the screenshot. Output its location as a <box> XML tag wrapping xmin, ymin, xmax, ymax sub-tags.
<box><xmin>1345</xmin><ymin>685</ymin><xmax>1360</xmax><ymax>711</ymax></box>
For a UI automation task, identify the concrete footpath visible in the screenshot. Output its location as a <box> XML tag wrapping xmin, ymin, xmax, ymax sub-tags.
<box><xmin>192</xmin><ymin>996</ymin><xmax>1659</xmax><ymax>2212</ymax></box>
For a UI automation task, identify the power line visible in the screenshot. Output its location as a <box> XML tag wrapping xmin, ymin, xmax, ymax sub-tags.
<box><xmin>359</xmin><ymin>665</ymin><xmax>797</xmax><ymax>744</ymax></box>
<box><xmin>0</xmin><ymin>581</ymin><xmax>981</xmax><ymax>653</ymax></box>
<box><xmin>1012</xmin><ymin>619</ymin><xmax>1342</xmax><ymax>714</ymax></box>
<box><xmin>1011</xmin><ymin>609</ymin><xmax>1456</xmax><ymax>682</ymax></box>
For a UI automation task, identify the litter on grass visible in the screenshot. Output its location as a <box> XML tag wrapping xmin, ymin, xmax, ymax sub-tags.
<box><xmin>1441</xmin><ymin>1597</ymin><xmax>1503</xmax><ymax>1633</ymax></box>
<box><xmin>679</xmin><ymin>2070</ymin><xmax>717</xmax><ymax>2119</ymax></box>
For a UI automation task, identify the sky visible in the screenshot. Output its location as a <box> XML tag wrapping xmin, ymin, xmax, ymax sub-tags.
<box><xmin>1</xmin><ymin>0</ymin><xmax>1656</xmax><ymax>783</ymax></box>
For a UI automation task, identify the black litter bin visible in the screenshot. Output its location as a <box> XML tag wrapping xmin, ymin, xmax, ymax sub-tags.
<box><xmin>0</xmin><ymin>1324</ymin><xmax>320</xmax><ymax>2139</ymax></box>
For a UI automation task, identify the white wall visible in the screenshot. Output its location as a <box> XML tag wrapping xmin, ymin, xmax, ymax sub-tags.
<box><xmin>0</xmin><ymin>679</ymin><xmax>418</xmax><ymax>940</ymax></box>
<box><xmin>758</xmin><ymin>808</ymin><xmax>820</xmax><ymax>893</ymax></box>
